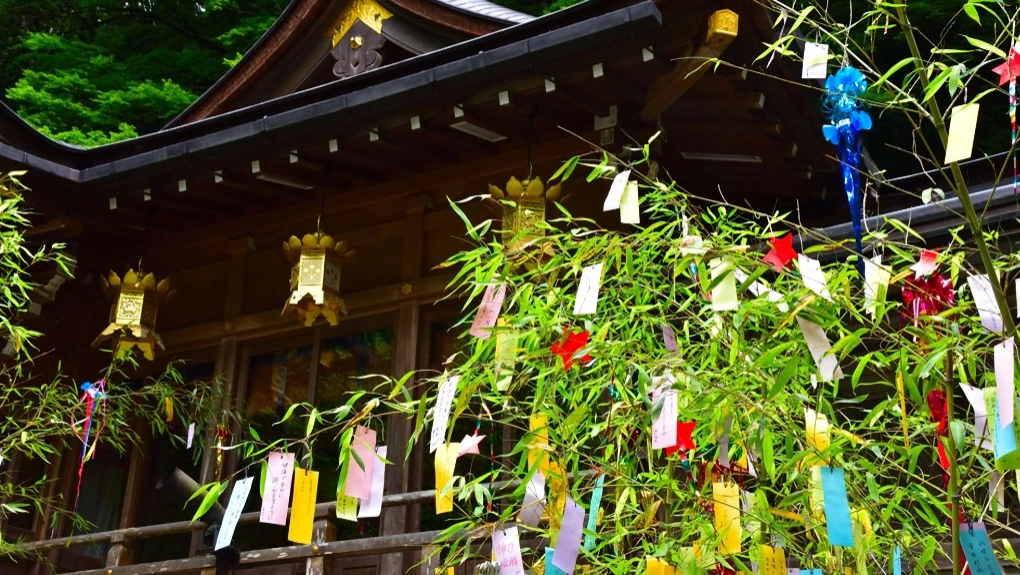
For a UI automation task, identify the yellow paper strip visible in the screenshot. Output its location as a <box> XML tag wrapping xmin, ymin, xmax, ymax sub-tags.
<box><xmin>945</xmin><ymin>103</ymin><xmax>980</xmax><ymax>163</ymax></box>
<box><xmin>761</xmin><ymin>545</ymin><xmax>786</xmax><ymax>575</ymax></box>
<box><xmin>528</xmin><ymin>414</ymin><xmax>550</xmax><ymax>470</ymax></box>
<box><xmin>804</xmin><ymin>408</ymin><xmax>830</xmax><ymax>466</ymax></box>
<box><xmin>713</xmin><ymin>481</ymin><xmax>741</xmax><ymax>554</ymax></box>
<box><xmin>336</xmin><ymin>494</ymin><xmax>358</xmax><ymax>521</ymax></box>
<box><xmin>287</xmin><ymin>467</ymin><xmax>318</xmax><ymax>545</ymax></box>
<box><xmin>434</xmin><ymin>442</ymin><xmax>459</xmax><ymax>514</ymax></box>
<box><xmin>646</xmin><ymin>557</ymin><xmax>666</xmax><ymax>575</ymax></box>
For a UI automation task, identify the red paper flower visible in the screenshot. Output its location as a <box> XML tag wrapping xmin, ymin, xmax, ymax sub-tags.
<box><xmin>901</xmin><ymin>273</ymin><xmax>955</xmax><ymax>324</ymax></box>
<box><xmin>763</xmin><ymin>234</ymin><xmax>797</xmax><ymax>272</ymax></box>
<box><xmin>550</xmin><ymin>328</ymin><xmax>592</xmax><ymax>370</ymax></box>
<box><xmin>993</xmin><ymin>46</ymin><xmax>1020</xmax><ymax>86</ymax></box>
<box><xmin>666</xmin><ymin>421</ymin><xmax>697</xmax><ymax>457</ymax></box>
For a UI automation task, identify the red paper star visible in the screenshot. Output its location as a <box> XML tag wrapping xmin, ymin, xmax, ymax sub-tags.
<box><xmin>992</xmin><ymin>46</ymin><xmax>1020</xmax><ymax>85</ymax></box>
<box><xmin>763</xmin><ymin>234</ymin><xmax>797</xmax><ymax>272</ymax></box>
<box><xmin>550</xmin><ymin>328</ymin><xmax>592</xmax><ymax>370</ymax></box>
<box><xmin>666</xmin><ymin>421</ymin><xmax>697</xmax><ymax>457</ymax></box>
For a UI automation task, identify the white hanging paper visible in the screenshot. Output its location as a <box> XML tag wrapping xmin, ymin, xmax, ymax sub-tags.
<box><xmin>469</xmin><ymin>284</ymin><xmax>506</xmax><ymax>339</ymax></box>
<box><xmin>216</xmin><ymin>477</ymin><xmax>253</xmax><ymax>551</ymax></box>
<box><xmin>651</xmin><ymin>372</ymin><xmax>678</xmax><ymax>450</ymax></box>
<box><xmin>995</xmin><ymin>338</ymin><xmax>1015</xmax><ymax>428</ymax></box>
<box><xmin>603</xmin><ymin>170</ymin><xmax>631</xmax><ymax>211</ymax></box>
<box><xmin>863</xmin><ymin>255</ymin><xmax>890</xmax><ymax>318</ymax></box>
<box><xmin>620</xmin><ymin>181</ymin><xmax>641</xmax><ymax>224</ymax></box>
<box><xmin>357</xmin><ymin>446</ymin><xmax>387</xmax><ymax>518</ymax></box>
<box><xmin>798</xmin><ymin>254</ymin><xmax>832</xmax><ymax>302</ymax></box>
<box><xmin>492</xmin><ymin>526</ymin><xmax>526</xmax><ymax>575</ymax></box>
<box><xmin>186</xmin><ymin>422</ymin><xmax>195</xmax><ymax>449</ymax></box>
<box><xmin>573</xmin><ymin>263</ymin><xmax>604</xmax><ymax>315</ymax></box>
<box><xmin>796</xmin><ymin>317</ymin><xmax>843</xmax><ymax>382</ymax></box>
<box><xmin>960</xmin><ymin>383</ymin><xmax>993</xmax><ymax>450</ymax></box>
<box><xmin>710</xmin><ymin>259</ymin><xmax>738</xmax><ymax>311</ymax></box>
<box><xmin>429</xmin><ymin>375</ymin><xmax>459</xmax><ymax>453</ymax></box>
<box><xmin>968</xmin><ymin>274</ymin><xmax>1004</xmax><ymax>333</ymax></box>
<box><xmin>519</xmin><ymin>472</ymin><xmax>546</xmax><ymax>527</ymax></box>
<box><xmin>802</xmin><ymin>42</ymin><xmax>829</xmax><ymax>79</ymax></box>
<box><xmin>734</xmin><ymin>268</ymin><xmax>789</xmax><ymax>312</ymax></box>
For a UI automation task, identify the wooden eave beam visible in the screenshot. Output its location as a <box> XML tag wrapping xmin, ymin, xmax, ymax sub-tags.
<box><xmin>640</xmin><ymin>9</ymin><xmax>739</xmax><ymax>122</ymax></box>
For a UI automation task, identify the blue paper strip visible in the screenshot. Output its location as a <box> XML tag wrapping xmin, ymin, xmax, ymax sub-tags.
<box><xmin>804</xmin><ymin>569</ymin><xmax>823</xmax><ymax>575</ymax></box>
<box><xmin>584</xmin><ymin>474</ymin><xmax>605</xmax><ymax>551</ymax></box>
<box><xmin>820</xmin><ymin>466</ymin><xmax>855</xmax><ymax>548</ymax></box>
<box><xmin>994</xmin><ymin>419</ymin><xmax>1017</xmax><ymax>462</ymax></box>
<box><xmin>959</xmin><ymin>523</ymin><xmax>1004</xmax><ymax>575</ymax></box>
<box><xmin>893</xmin><ymin>545</ymin><xmax>902</xmax><ymax>575</ymax></box>
<box><xmin>546</xmin><ymin>547</ymin><xmax>568</xmax><ymax>575</ymax></box>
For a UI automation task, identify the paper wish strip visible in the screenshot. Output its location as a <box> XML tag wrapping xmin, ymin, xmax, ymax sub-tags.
<box><xmin>945</xmin><ymin>103</ymin><xmax>980</xmax><ymax>164</ymax></box>
<box><xmin>802</xmin><ymin>42</ymin><xmax>829</xmax><ymax>79</ymax></box>
<box><xmin>820</xmin><ymin>466</ymin><xmax>855</xmax><ymax>548</ymax></box>
<box><xmin>429</xmin><ymin>375</ymin><xmax>458</xmax><ymax>453</ymax></box>
<box><xmin>710</xmin><ymin>259</ymin><xmax>738</xmax><ymax>311</ymax></box>
<box><xmin>995</xmin><ymin>338</ymin><xmax>1015</xmax><ymax>428</ymax></box>
<box><xmin>260</xmin><ymin>451</ymin><xmax>295</xmax><ymax>525</ymax></box>
<box><xmin>434</xmin><ymin>442</ymin><xmax>459</xmax><ymax>514</ymax></box>
<box><xmin>713</xmin><ymin>481</ymin><xmax>741</xmax><ymax>554</ymax></box>
<box><xmin>546</xmin><ymin>548</ymin><xmax>568</xmax><ymax>575</ymax></box>
<box><xmin>960</xmin><ymin>383</ymin><xmax>992</xmax><ymax>450</ymax></box>
<box><xmin>551</xmin><ymin>497</ymin><xmax>584</xmax><ymax>574</ymax></box>
<box><xmin>518</xmin><ymin>471</ymin><xmax>546</xmax><ymax>527</ymax></box>
<box><xmin>968</xmin><ymin>274</ymin><xmax>1004</xmax><ymax>333</ymax></box>
<box><xmin>620</xmin><ymin>181</ymin><xmax>641</xmax><ymax>224</ymax></box>
<box><xmin>584</xmin><ymin>474</ymin><xmax>605</xmax><ymax>551</ymax></box>
<box><xmin>797</xmin><ymin>317</ymin><xmax>843</xmax><ymax>382</ymax></box>
<box><xmin>344</xmin><ymin>425</ymin><xmax>377</xmax><ymax>500</ymax></box>
<box><xmin>469</xmin><ymin>284</ymin><xmax>506</xmax><ymax>339</ymax></box>
<box><xmin>357</xmin><ymin>446</ymin><xmax>387</xmax><ymax>518</ymax></box>
<box><xmin>863</xmin><ymin>255</ymin><xmax>890</xmax><ymax>318</ymax></box>
<box><xmin>798</xmin><ymin>254</ymin><xmax>832</xmax><ymax>301</ymax></box>
<box><xmin>215</xmin><ymin>477</ymin><xmax>253</xmax><ymax>551</ymax></box>
<box><xmin>492</xmin><ymin>526</ymin><xmax>526</xmax><ymax>575</ymax></box>
<box><xmin>959</xmin><ymin>522</ymin><xmax>1005</xmax><ymax>575</ymax></box>
<box><xmin>287</xmin><ymin>468</ymin><xmax>319</xmax><ymax>545</ymax></box>
<box><xmin>603</xmin><ymin>169</ymin><xmax>631</xmax><ymax>211</ymax></box>
<box><xmin>573</xmin><ymin>263</ymin><xmax>604</xmax><ymax>315</ymax></box>
<box><xmin>186</xmin><ymin>422</ymin><xmax>195</xmax><ymax>449</ymax></box>
<box><xmin>734</xmin><ymin>268</ymin><xmax>789</xmax><ymax>313</ymax></box>
<box><xmin>761</xmin><ymin>545</ymin><xmax>786</xmax><ymax>575</ymax></box>
<box><xmin>651</xmin><ymin>373</ymin><xmax>678</xmax><ymax>450</ymax></box>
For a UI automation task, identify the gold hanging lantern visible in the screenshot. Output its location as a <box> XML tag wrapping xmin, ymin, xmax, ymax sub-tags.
<box><xmin>282</xmin><ymin>231</ymin><xmax>355</xmax><ymax>326</ymax></box>
<box><xmin>92</xmin><ymin>268</ymin><xmax>173</xmax><ymax>360</ymax></box>
<box><xmin>490</xmin><ymin>176</ymin><xmax>560</xmax><ymax>255</ymax></box>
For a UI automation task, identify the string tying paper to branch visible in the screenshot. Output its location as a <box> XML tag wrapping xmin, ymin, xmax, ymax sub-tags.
<box><xmin>71</xmin><ymin>379</ymin><xmax>107</xmax><ymax>509</ymax></box>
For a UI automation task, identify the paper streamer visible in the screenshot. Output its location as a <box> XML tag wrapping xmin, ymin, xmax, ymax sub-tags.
<box><xmin>959</xmin><ymin>522</ymin><xmax>1005</xmax><ymax>575</ymax></box>
<box><xmin>584</xmin><ymin>474</ymin><xmax>605</xmax><ymax>551</ymax></box>
<box><xmin>573</xmin><ymin>263</ymin><xmax>604</xmax><ymax>315</ymax></box>
<box><xmin>429</xmin><ymin>375</ymin><xmax>458</xmax><ymax>453</ymax></box>
<box><xmin>260</xmin><ymin>451</ymin><xmax>295</xmax><ymax>525</ymax></box>
<box><xmin>820</xmin><ymin>466</ymin><xmax>855</xmax><ymax>548</ymax></box>
<box><xmin>215</xmin><ymin>477</ymin><xmax>253</xmax><ymax>551</ymax></box>
<box><xmin>551</xmin><ymin>497</ymin><xmax>584</xmax><ymax>574</ymax></box>
<box><xmin>492</xmin><ymin>526</ymin><xmax>526</xmax><ymax>575</ymax></box>
<box><xmin>357</xmin><ymin>446</ymin><xmax>387</xmax><ymax>518</ymax></box>
<box><xmin>797</xmin><ymin>317</ymin><xmax>843</xmax><ymax>382</ymax></box>
<box><xmin>709</xmin><ymin>259</ymin><xmax>738</xmax><ymax>311</ymax></box>
<box><xmin>434</xmin><ymin>442</ymin><xmax>459</xmax><ymax>514</ymax></box>
<box><xmin>713</xmin><ymin>481</ymin><xmax>741</xmax><ymax>554</ymax></box>
<box><xmin>287</xmin><ymin>468</ymin><xmax>318</xmax><ymax>545</ymax></box>
<box><xmin>469</xmin><ymin>284</ymin><xmax>507</xmax><ymax>339</ymax></box>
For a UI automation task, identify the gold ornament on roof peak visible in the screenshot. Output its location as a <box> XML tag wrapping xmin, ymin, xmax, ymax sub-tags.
<box><xmin>93</xmin><ymin>266</ymin><xmax>174</xmax><ymax>361</ymax></box>
<box><xmin>330</xmin><ymin>0</ymin><xmax>392</xmax><ymax>46</ymax></box>
<box><xmin>283</xmin><ymin>230</ymin><xmax>355</xmax><ymax>327</ymax></box>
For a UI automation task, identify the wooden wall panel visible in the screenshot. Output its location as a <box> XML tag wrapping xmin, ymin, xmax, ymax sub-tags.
<box><xmin>159</xmin><ymin>261</ymin><xmax>229</xmax><ymax>331</ymax></box>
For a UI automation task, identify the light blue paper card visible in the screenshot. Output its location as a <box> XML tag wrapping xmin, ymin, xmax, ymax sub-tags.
<box><xmin>584</xmin><ymin>474</ymin><xmax>605</xmax><ymax>551</ymax></box>
<box><xmin>804</xmin><ymin>569</ymin><xmax>823</xmax><ymax>575</ymax></box>
<box><xmin>820</xmin><ymin>466</ymin><xmax>854</xmax><ymax>548</ymax></box>
<box><xmin>959</xmin><ymin>523</ymin><xmax>1004</xmax><ymax>575</ymax></box>
<box><xmin>546</xmin><ymin>547</ymin><xmax>568</xmax><ymax>575</ymax></box>
<box><xmin>894</xmin><ymin>545</ymin><xmax>902</xmax><ymax>575</ymax></box>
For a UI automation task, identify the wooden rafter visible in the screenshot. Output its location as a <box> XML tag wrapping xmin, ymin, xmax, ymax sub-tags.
<box><xmin>640</xmin><ymin>9</ymin><xmax>739</xmax><ymax>122</ymax></box>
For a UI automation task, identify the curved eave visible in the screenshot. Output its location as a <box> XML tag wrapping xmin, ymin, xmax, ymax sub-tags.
<box><xmin>166</xmin><ymin>0</ymin><xmax>533</xmax><ymax>128</ymax></box>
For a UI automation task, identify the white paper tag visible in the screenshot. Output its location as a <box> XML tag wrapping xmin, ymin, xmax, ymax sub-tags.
<box><xmin>573</xmin><ymin>263</ymin><xmax>604</xmax><ymax>315</ymax></box>
<box><xmin>492</xmin><ymin>526</ymin><xmax>526</xmax><ymax>575</ymax></box>
<box><xmin>996</xmin><ymin>338</ymin><xmax>1015</xmax><ymax>428</ymax></box>
<box><xmin>863</xmin><ymin>255</ymin><xmax>890</xmax><ymax>318</ymax></box>
<box><xmin>429</xmin><ymin>375</ymin><xmax>459</xmax><ymax>453</ymax></box>
<box><xmin>797</xmin><ymin>317</ymin><xmax>843</xmax><ymax>382</ymax></box>
<box><xmin>357</xmin><ymin>446</ymin><xmax>387</xmax><ymax>518</ymax></box>
<box><xmin>216</xmin><ymin>477</ymin><xmax>253</xmax><ymax>550</ymax></box>
<box><xmin>603</xmin><ymin>170</ymin><xmax>631</xmax><ymax>211</ymax></box>
<box><xmin>620</xmin><ymin>181</ymin><xmax>641</xmax><ymax>224</ymax></box>
<box><xmin>186</xmin><ymin>422</ymin><xmax>195</xmax><ymax>449</ymax></box>
<box><xmin>519</xmin><ymin>472</ymin><xmax>546</xmax><ymax>527</ymax></box>
<box><xmin>651</xmin><ymin>373</ymin><xmax>678</xmax><ymax>450</ymax></box>
<box><xmin>798</xmin><ymin>254</ymin><xmax>832</xmax><ymax>302</ymax></box>
<box><xmin>961</xmin><ymin>383</ymin><xmax>992</xmax><ymax>450</ymax></box>
<box><xmin>968</xmin><ymin>274</ymin><xmax>1004</xmax><ymax>333</ymax></box>
<box><xmin>802</xmin><ymin>42</ymin><xmax>829</xmax><ymax>79</ymax></box>
<box><xmin>710</xmin><ymin>259</ymin><xmax>738</xmax><ymax>311</ymax></box>
<box><xmin>734</xmin><ymin>268</ymin><xmax>788</xmax><ymax>312</ymax></box>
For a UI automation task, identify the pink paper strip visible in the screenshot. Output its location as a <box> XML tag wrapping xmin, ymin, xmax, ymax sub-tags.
<box><xmin>493</xmin><ymin>526</ymin><xmax>526</xmax><ymax>575</ymax></box>
<box><xmin>259</xmin><ymin>451</ymin><xmax>295</xmax><ymax>525</ymax></box>
<box><xmin>651</xmin><ymin>375</ymin><xmax>677</xmax><ymax>450</ymax></box>
<box><xmin>469</xmin><ymin>284</ymin><xmax>506</xmax><ymax>339</ymax></box>
<box><xmin>345</xmin><ymin>426</ymin><xmax>377</xmax><ymax>501</ymax></box>
<box><xmin>995</xmin><ymin>338</ymin><xmax>1015</xmax><ymax>428</ymax></box>
<box><xmin>552</xmin><ymin>497</ymin><xmax>585</xmax><ymax>574</ymax></box>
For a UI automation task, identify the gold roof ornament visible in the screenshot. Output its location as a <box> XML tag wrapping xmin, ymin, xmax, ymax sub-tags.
<box><xmin>489</xmin><ymin>175</ymin><xmax>560</xmax><ymax>271</ymax></box>
<box><xmin>282</xmin><ymin>231</ymin><xmax>355</xmax><ymax>326</ymax></box>
<box><xmin>92</xmin><ymin>267</ymin><xmax>174</xmax><ymax>361</ymax></box>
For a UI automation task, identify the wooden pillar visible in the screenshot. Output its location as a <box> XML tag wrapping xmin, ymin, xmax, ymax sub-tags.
<box><xmin>380</xmin><ymin>204</ymin><xmax>424</xmax><ymax>574</ymax></box>
<box><xmin>31</xmin><ymin>450</ymin><xmax>73</xmax><ymax>575</ymax></box>
<box><xmin>305</xmin><ymin>518</ymin><xmax>336</xmax><ymax>575</ymax></box>
<box><xmin>418</xmin><ymin>544</ymin><xmax>441</xmax><ymax>575</ymax></box>
<box><xmin>106</xmin><ymin>423</ymin><xmax>150</xmax><ymax>567</ymax></box>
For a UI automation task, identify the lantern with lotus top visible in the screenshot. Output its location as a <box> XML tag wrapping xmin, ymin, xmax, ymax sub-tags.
<box><xmin>283</xmin><ymin>231</ymin><xmax>355</xmax><ymax>326</ymax></box>
<box><xmin>92</xmin><ymin>268</ymin><xmax>173</xmax><ymax>360</ymax></box>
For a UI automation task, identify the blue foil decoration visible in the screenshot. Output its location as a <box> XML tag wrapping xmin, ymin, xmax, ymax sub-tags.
<box><xmin>822</xmin><ymin>66</ymin><xmax>871</xmax><ymax>273</ymax></box>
